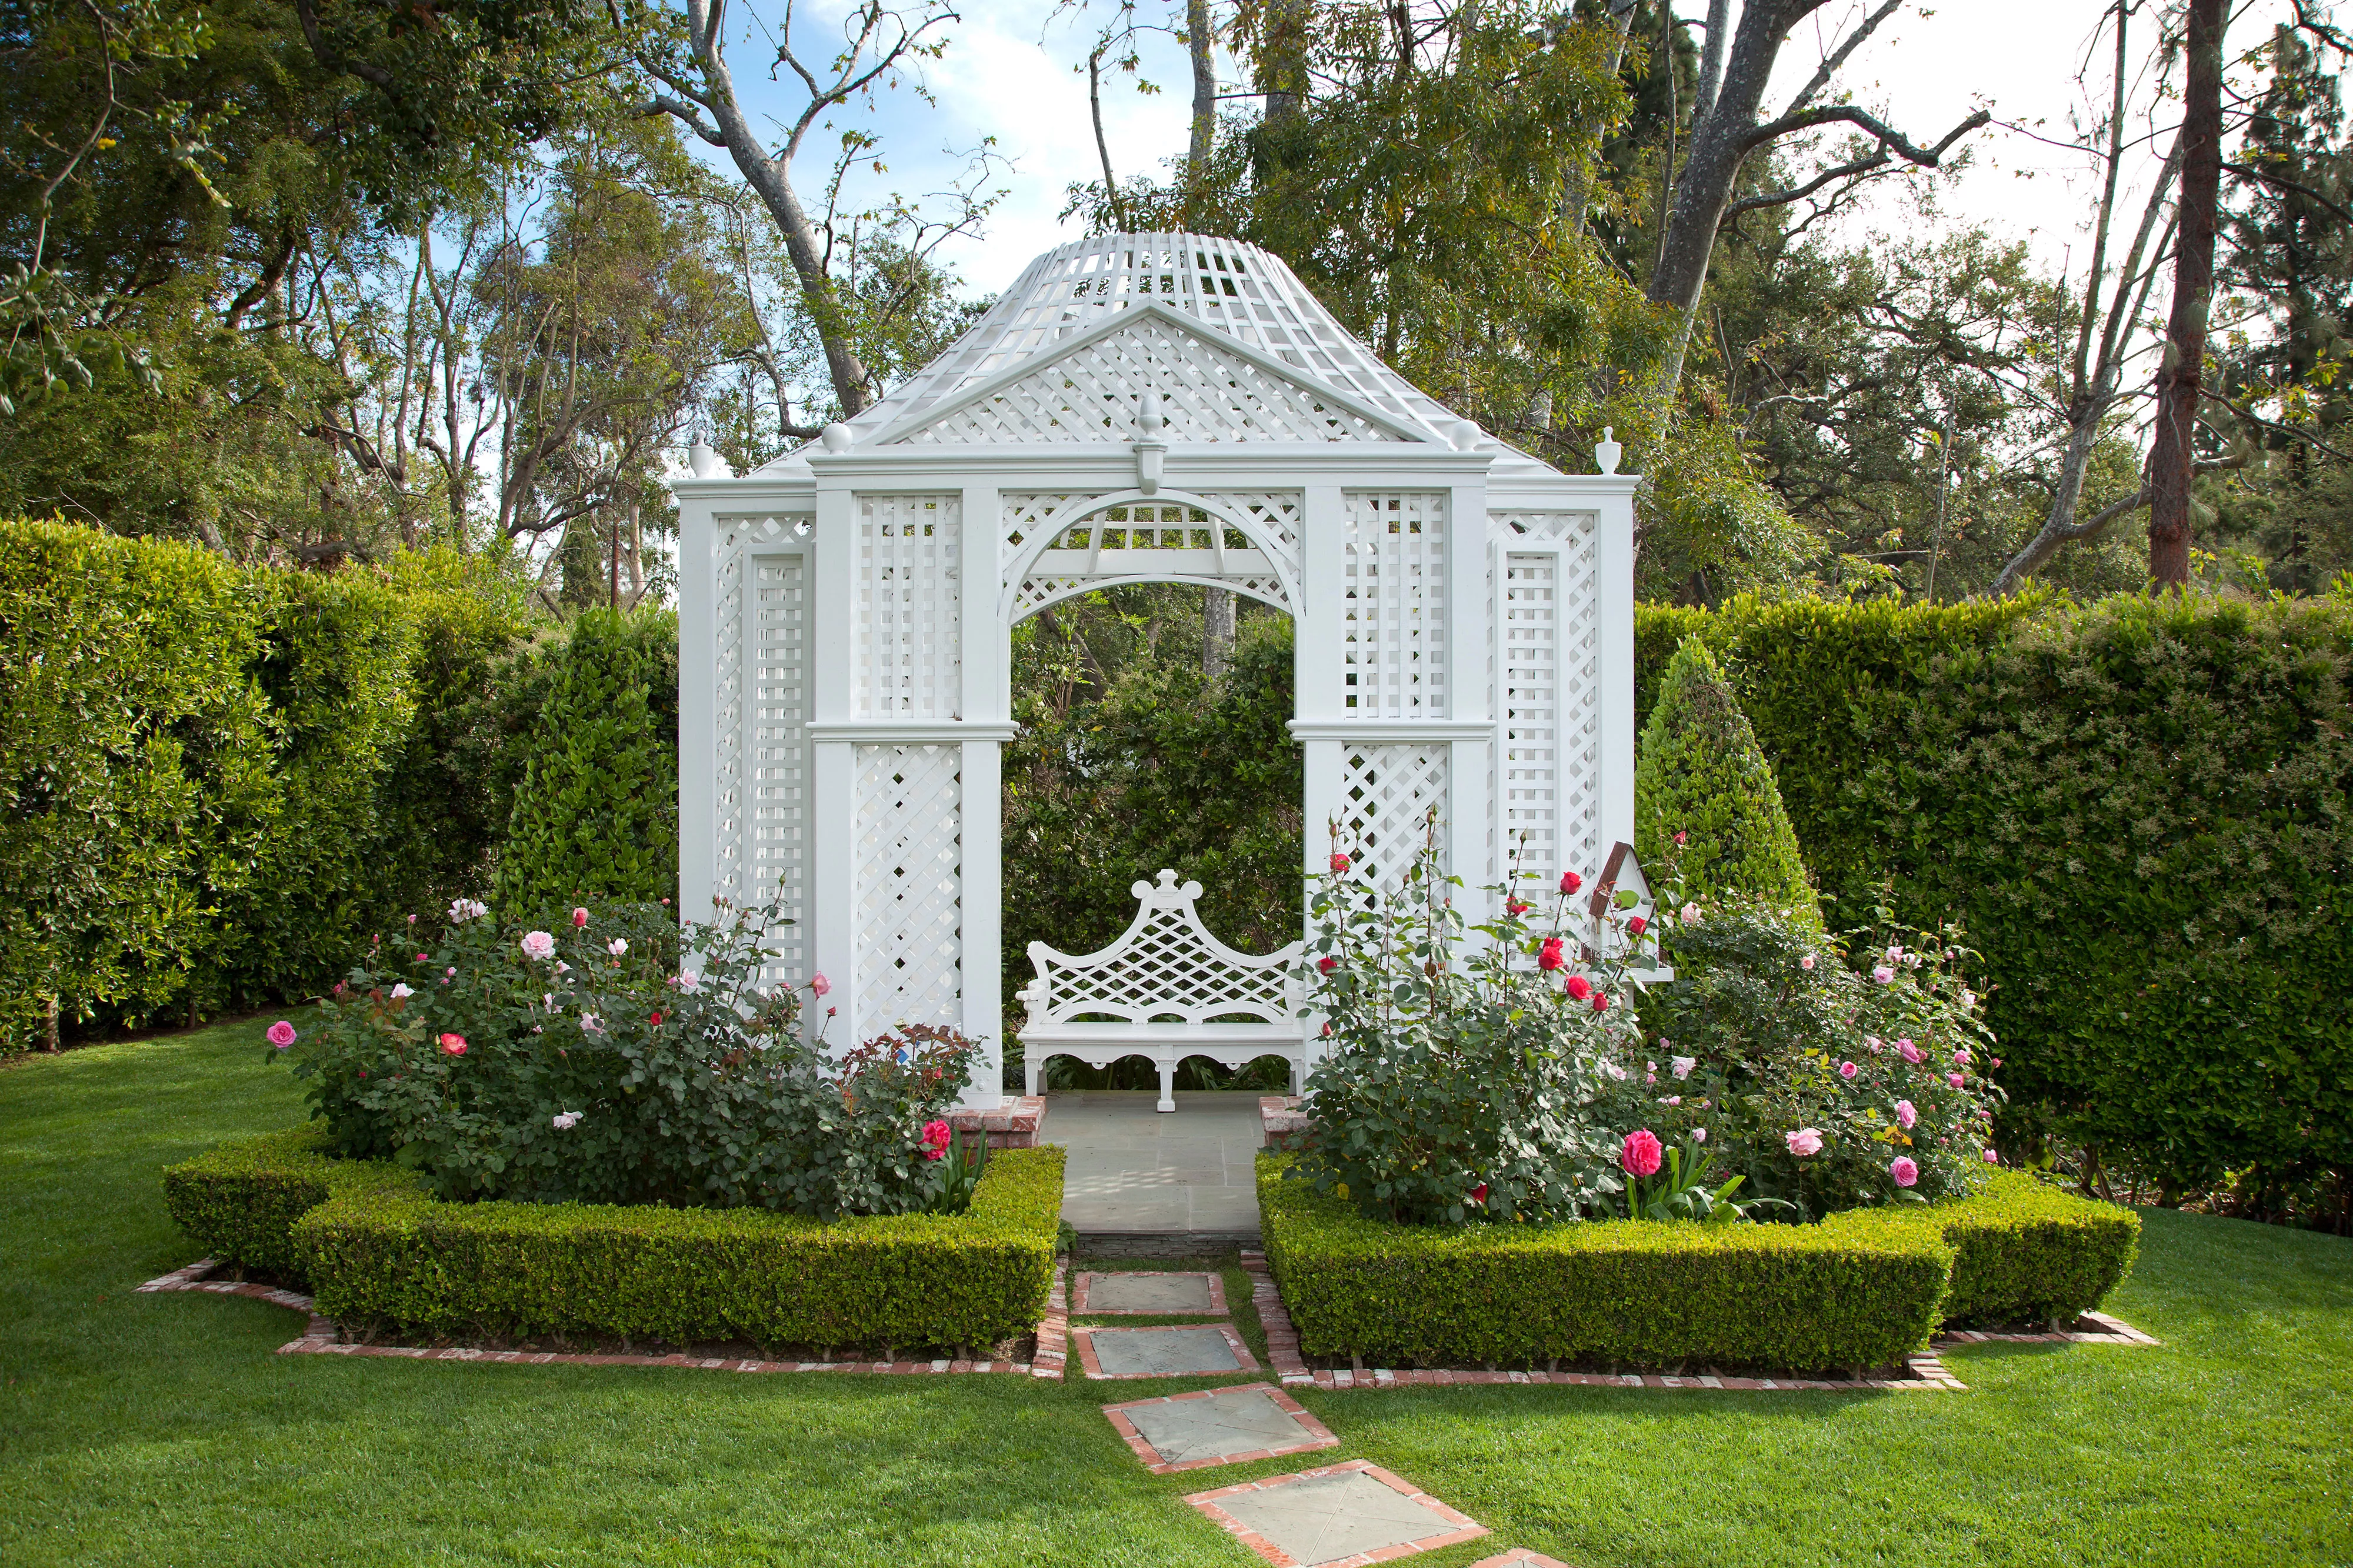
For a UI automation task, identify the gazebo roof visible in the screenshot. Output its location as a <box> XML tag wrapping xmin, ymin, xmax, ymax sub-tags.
<box><xmin>753</xmin><ymin>231</ymin><xmax>1559</xmax><ymax>479</ymax></box>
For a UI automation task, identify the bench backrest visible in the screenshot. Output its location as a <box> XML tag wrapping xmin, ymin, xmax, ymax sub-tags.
<box><xmin>1021</xmin><ymin>870</ymin><xmax>1303</xmax><ymax>1026</ymax></box>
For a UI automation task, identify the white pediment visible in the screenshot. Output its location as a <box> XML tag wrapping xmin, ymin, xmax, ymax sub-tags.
<box><xmin>881</xmin><ymin>305</ymin><xmax>1424</xmax><ymax>446</ymax></box>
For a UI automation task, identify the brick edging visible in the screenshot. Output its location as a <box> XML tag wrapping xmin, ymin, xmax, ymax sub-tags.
<box><xmin>140</xmin><ymin>1256</ymin><xmax>1072</xmax><ymax>1382</ymax></box>
<box><xmin>950</xmin><ymin>1095</ymin><xmax>1047</xmax><ymax>1150</ymax></box>
<box><xmin>1936</xmin><ymin>1309</ymin><xmax>2160</xmax><ymax>1348</ymax></box>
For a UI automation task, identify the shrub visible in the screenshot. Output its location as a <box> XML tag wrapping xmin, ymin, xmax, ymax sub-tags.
<box><xmin>276</xmin><ymin>893</ymin><xmax>978</xmax><ymax>1217</ymax></box>
<box><xmin>1634</xmin><ymin>592</ymin><xmax>2353</xmax><ymax>1213</ymax></box>
<box><xmin>494</xmin><ymin>607</ymin><xmax>679</xmax><ymax>910</ymax></box>
<box><xmin>1260</xmin><ymin>1155</ymin><xmax>2137</xmax><ymax>1367</ymax></box>
<box><xmin>291</xmin><ymin>1146</ymin><xmax>1065</xmax><ymax>1349</ymax></box>
<box><xmin>161</xmin><ymin>1125</ymin><xmax>428</xmax><ymax>1283</ymax></box>
<box><xmin>1259</xmin><ymin>1153</ymin><xmax>1952</xmax><ymax>1371</ymax></box>
<box><xmin>1643</xmin><ymin>891</ymin><xmax>2004</xmax><ymax>1216</ymax></box>
<box><xmin>1296</xmin><ymin>832</ymin><xmax>1662</xmax><ymax>1225</ymax></box>
<box><xmin>1634</xmin><ymin>637</ymin><xmax>1818</xmax><ymax>922</ymax></box>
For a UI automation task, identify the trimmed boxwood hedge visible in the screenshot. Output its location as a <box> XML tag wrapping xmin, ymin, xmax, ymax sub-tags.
<box><xmin>1259</xmin><ymin>1156</ymin><xmax>2137</xmax><ymax>1371</ymax></box>
<box><xmin>164</xmin><ymin>1130</ymin><xmax>1065</xmax><ymax>1351</ymax></box>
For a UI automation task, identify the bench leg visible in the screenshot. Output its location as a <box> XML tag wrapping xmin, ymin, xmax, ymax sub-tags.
<box><xmin>1025</xmin><ymin>1051</ymin><xmax>1041</xmax><ymax>1098</ymax></box>
<box><xmin>1156</xmin><ymin>1057</ymin><xmax>1176</xmax><ymax>1114</ymax></box>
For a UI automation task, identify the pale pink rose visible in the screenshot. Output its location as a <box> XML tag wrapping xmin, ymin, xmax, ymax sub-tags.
<box><xmin>1691</xmin><ymin>1127</ymin><xmax>1708</xmax><ymax>1143</ymax></box>
<box><xmin>1671</xmin><ymin>1056</ymin><xmax>1695</xmax><ymax>1079</ymax></box>
<box><xmin>1663</xmin><ymin>1095</ymin><xmax>1682</xmax><ymax>1106</ymax></box>
<box><xmin>1890</xmin><ymin>1156</ymin><xmax>1919</xmax><ymax>1188</ymax></box>
<box><xmin>1865</xmin><ymin>1035</ymin><xmax>1883</xmax><ymax>1053</ymax></box>
<box><xmin>1896</xmin><ymin>1099</ymin><xmax>1918</xmax><ymax>1129</ymax></box>
<box><xmin>1785</xmin><ymin>1127</ymin><xmax>1824</xmax><ymax>1158</ymax></box>
<box><xmin>266</xmin><ymin>1020</ymin><xmax>296</xmax><ymax>1049</ymax></box>
<box><xmin>811</xmin><ymin>972</ymin><xmax>832</xmax><ymax>998</ymax></box>
<box><xmin>1898</xmin><ymin>1039</ymin><xmax>1923</xmax><ymax>1064</ymax></box>
<box><xmin>1800</xmin><ymin>955</ymin><xmax>1816</xmax><ymax>971</ymax></box>
<box><xmin>552</xmin><ymin>1111</ymin><xmax>582</xmax><ymax>1131</ymax></box>
<box><xmin>1680</xmin><ymin>902</ymin><xmax>1701</xmax><ymax>924</ymax></box>
<box><xmin>521</xmin><ymin>930</ymin><xmax>556</xmax><ymax>961</ymax></box>
<box><xmin>608</xmin><ymin>937</ymin><xmax>628</xmax><ymax>957</ymax></box>
<box><xmin>1874</xmin><ymin>965</ymin><xmax>1896</xmax><ymax>985</ymax></box>
<box><xmin>675</xmin><ymin>972</ymin><xmax>701</xmax><ymax>993</ymax></box>
<box><xmin>389</xmin><ymin>983</ymin><xmax>414</xmax><ymax>1000</ymax></box>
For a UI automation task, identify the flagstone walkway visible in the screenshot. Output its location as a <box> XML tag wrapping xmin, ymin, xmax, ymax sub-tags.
<box><xmin>1042</xmin><ymin>1090</ymin><xmax>1265</xmax><ymax>1249</ymax></box>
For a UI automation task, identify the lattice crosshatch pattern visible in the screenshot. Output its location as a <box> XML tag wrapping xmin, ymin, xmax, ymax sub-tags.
<box><xmin>856</xmin><ymin>495</ymin><xmax>962</xmax><ymax>718</ymax></box>
<box><xmin>1491</xmin><ymin>512</ymin><xmax>1603</xmax><ymax>879</ymax></box>
<box><xmin>896</xmin><ymin>316</ymin><xmax>1405</xmax><ymax>445</ymax></box>
<box><xmin>854</xmin><ymin>744</ymin><xmax>963</xmax><ymax>1029</ymax></box>
<box><xmin>1341</xmin><ymin>492</ymin><xmax>1447</xmax><ymax>717</ymax></box>
<box><xmin>1500</xmin><ymin>552</ymin><xmax>1559</xmax><ymax>890</ymax></box>
<box><xmin>1336</xmin><ymin>746</ymin><xmax>1450</xmax><ymax>898</ymax></box>
<box><xmin>1028</xmin><ymin>885</ymin><xmax>1296</xmax><ymax>1025</ymax></box>
<box><xmin>1012</xmin><ymin>499</ymin><xmax>1294</xmax><ymax>619</ymax></box>
<box><xmin>711</xmin><ymin>517</ymin><xmax>815</xmax><ymax>985</ymax></box>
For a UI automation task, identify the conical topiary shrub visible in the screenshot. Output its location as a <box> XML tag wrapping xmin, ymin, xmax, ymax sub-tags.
<box><xmin>494</xmin><ymin>608</ymin><xmax>678</xmax><ymax>913</ymax></box>
<box><xmin>1635</xmin><ymin>636</ymin><xmax>1820</xmax><ymax>923</ymax></box>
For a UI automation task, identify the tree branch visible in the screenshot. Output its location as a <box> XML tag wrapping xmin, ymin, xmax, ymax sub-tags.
<box><xmin>1778</xmin><ymin>0</ymin><xmax>1903</xmax><ymax>117</ymax></box>
<box><xmin>1742</xmin><ymin>103</ymin><xmax>1991</xmax><ymax>161</ymax></box>
<box><xmin>2224</xmin><ymin>160</ymin><xmax>2353</xmax><ymax>226</ymax></box>
<box><xmin>1721</xmin><ymin>148</ymin><xmax>1892</xmax><ymax>221</ymax></box>
<box><xmin>291</xmin><ymin>0</ymin><xmax>394</xmax><ymax>88</ymax></box>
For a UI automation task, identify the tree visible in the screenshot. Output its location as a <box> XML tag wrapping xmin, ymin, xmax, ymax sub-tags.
<box><xmin>630</xmin><ymin>0</ymin><xmax>997</xmax><ymax>430</ymax></box>
<box><xmin>2145</xmin><ymin>0</ymin><xmax>2227</xmax><ymax>586</ymax></box>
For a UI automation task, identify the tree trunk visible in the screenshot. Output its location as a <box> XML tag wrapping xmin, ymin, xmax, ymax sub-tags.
<box><xmin>1202</xmin><ymin>586</ymin><xmax>1235</xmax><ymax>683</ymax></box>
<box><xmin>2146</xmin><ymin>0</ymin><xmax>2225</xmax><ymax>588</ymax></box>
<box><xmin>1188</xmin><ymin>0</ymin><xmax>1218</xmax><ymax>171</ymax></box>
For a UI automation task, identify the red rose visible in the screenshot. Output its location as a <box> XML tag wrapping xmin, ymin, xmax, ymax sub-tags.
<box><xmin>1538</xmin><ymin>936</ymin><xmax>1567</xmax><ymax>971</ymax></box>
<box><xmin>1507</xmin><ymin>900</ymin><xmax>1530</xmax><ymax>917</ymax></box>
<box><xmin>1470</xmin><ymin>1182</ymin><xmax>1489</xmax><ymax>1205</ymax></box>
<box><xmin>1627</xmin><ymin>915</ymin><xmax>1648</xmax><ymax>935</ymax></box>
<box><xmin>1317</xmin><ymin>956</ymin><xmax>1338</xmax><ymax>973</ymax></box>
<box><xmin>1559</xmin><ymin>871</ymin><xmax>1582</xmax><ymax>895</ymax></box>
<box><xmin>1592</xmin><ymin>993</ymin><xmax>1610</xmax><ymax>1013</ymax></box>
<box><xmin>650</xmin><ymin>1012</ymin><xmax>663</xmax><ymax>1027</ymax></box>
<box><xmin>1564</xmin><ymin>974</ymin><xmax>1592</xmax><ymax>1001</ymax></box>
<box><xmin>1673</xmin><ymin>830</ymin><xmax>1688</xmax><ymax>847</ymax></box>
<box><xmin>1329</xmin><ymin>852</ymin><xmax>1351</xmax><ymax>875</ymax></box>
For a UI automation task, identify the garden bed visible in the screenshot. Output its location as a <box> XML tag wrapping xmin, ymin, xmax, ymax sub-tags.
<box><xmin>1257</xmin><ymin>1155</ymin><xmax>2137</xmax><ymax>1375</ymax></box>
<box><xmin>163</xmin><ymin>1127</ymin><xmax>1066</xmax><ymax>1356</ymax></box>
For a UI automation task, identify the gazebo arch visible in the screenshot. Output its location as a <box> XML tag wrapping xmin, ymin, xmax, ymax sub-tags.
<box><xmin>672</xmin><ymin>231</ymin><xmax>1638</xmax><ymax>1111</ymax></box>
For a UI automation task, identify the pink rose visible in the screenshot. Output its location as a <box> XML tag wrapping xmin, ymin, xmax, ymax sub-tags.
<box><xmin>1838</xmin><ymin>1060</ymin><xmax>1858</xmax><ymax>1080</ymax></box>
<box><xmin>439</xmin><ymin>1033</ymin><xmax>467</xmax><ymax>1056</ymax></box>
<box><xmin>1559</xmin><ymin>870</ymin><xmax>1582</xmax><ymax>895</ymax></box>
<box><xmin>1898</xmin><ymin>1039</ymin><xmax>1923</xmax><ymax>1064</ymax></box>
<box><xmin>1330</xmin><ymin>852</ymin><xmax>1351</xmax><ymax>874</ymax></box>
<box><xmin>572</xmin><ymin>907</ymin><xmax>589</xmax><ymax>928</ymax></box>
<box><xmin>1620</xmin><ymin>1129</ymin><xmax>1664</xmax><ymax>1178</ymax></box>
<box><xmin>810</xmin><ymin>972</ymin><xmax>832</xmax><ymax>998</ymax></box>
<box><xmin>1874</xmin><ymin>965</ymin><xmax>1896</xmax><ymax>984</ymax></box>
<box><xmin>1890</xmin><ymin>1156</ymin><xmax>1919</xmax><ymax>1188</ymax></box>
<box><xmin>1785</xmin><ymin>1127</ymin><xmax>1824</xmax><ymax>1158</ymax></box>
<box><xmin>266</xmin><ymin>1020</ymin><xmax>297</xmax><ymax>1049</ymax></box>
<box><xmin>919</xmin><ymin>1118</ymin><xmax>952</xmax><ymax>1162</ymax></box>
<box><xmin>1896</xmin><ymin>1099</ymin><xmax>1918</xmax><ymax>1129</ymax></box>
<box><xmin>1948</xmin><ymin>1072</ymin><xmax>1966</xmax><ymax>1089</ymax></box>
<box><xmin>1953</xmin><ymin>1047</ymin><xmax>1972</xmax><ymax>1065</ymax></box>
<box><xmin>521</xmin><ymin>930</ymin><xmax>555</xmax><ymax>961</ymax></box>
<box><xmin>1982</xmin><ymin>1148</ymin><xmax>2000</xmax><ymax>1165</ymax></box>
<box><xmin>1801</xmin><ymin>955</ymin><xmax>1816</xmax><ymax>971</ymax></box>
<box><xmin>1691</xmin><ymin>1127</ymin><xmax>1708</xmax><ymax>1143</ymax></box>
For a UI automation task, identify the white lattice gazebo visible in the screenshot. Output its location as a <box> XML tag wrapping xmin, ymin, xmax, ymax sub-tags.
<box><xmin>672</xmin><ymin>232</ymin><xmax>1638</xmax><ymax>1111</ymax></box>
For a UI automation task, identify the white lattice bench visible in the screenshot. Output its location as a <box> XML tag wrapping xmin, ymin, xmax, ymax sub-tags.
<box><xmin>1018</xmin><ymin>870</ymin><xmax>1307</xmax><ymax>1113</ymax></box>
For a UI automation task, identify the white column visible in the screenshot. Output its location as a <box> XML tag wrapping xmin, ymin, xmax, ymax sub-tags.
<box><xmin>809</xmin><ymin>479</ymin><xmax>858</xmax><ymax>1049</ymax></box>
<box><xmin>1294</xmin><ymin>484</ymin><xmax>1348</xmax><ymax>1080</ymax></box>
<box><xmin>1445</xmin><ymin>477</ymin><xmax>1492</xmax><ymax>920</ymax></box>
<box><xmin>959</xmin><ymin>483</ymin><xmax>1004</xmax><ymax>1109</ymax></box>
<box><xmin>1595</xmin><ymin>481</ymin><xmax>1638</xmax><ymax>855</ymax></box>
<box><xmin>676</xmin><ymin>498</ymin><xmax>718</xmax><ymax>925</ymax></box>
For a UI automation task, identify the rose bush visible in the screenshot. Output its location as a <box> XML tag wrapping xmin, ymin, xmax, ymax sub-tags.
<box><xmin>272</xmin><ymin>892</ymin><xmax>978</xmax><ymax>1217</ymax></box>
<box><xmin>1292</xmin><ymin>825</ymin><xmax>1664</xmax><ymax>1225</ymax></box>
<box><xmin>1640</xmin><ymin>883</ymin><xmax>2005</xmax><ymax>1216</ymax></box>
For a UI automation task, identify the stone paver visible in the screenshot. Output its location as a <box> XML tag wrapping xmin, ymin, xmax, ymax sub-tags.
<box><xmin>1073</xmin><ymin>1270</ymin><xmax>1226</xmax><ymax>1315</ymax></box>
<box><xmin>1045</xmin><ymin>1091</ymin><xmax>1265</xmax><ymax>1239</ymax></box>
<box><xmin>1072</xmin><ymin>1322</ymin><xmax>1258</xmax><ymax>1379</ymax></box>
<box><xmin>1186</xmin><ymin>1460</ymin><xmax>1488</xmax><ymax>1567</ymax></box>
<box><xmin>1102</xmin><ymin>1382</ymin><xmax>1339</xmax><ymax>1473</ymax></box>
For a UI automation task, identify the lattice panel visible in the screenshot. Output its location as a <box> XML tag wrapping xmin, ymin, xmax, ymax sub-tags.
<box><xmin>1500</xmin><ymin>553</ymin><xmax>1559</xmax><ymax>890</ymax></box>
<box><xmin>712</xmin><ymin>547</ymin><xmax>749</xmax><ymax>906</ymax></box>
<box><xmin>1205</xmin><ymin>491</ymin><xmax>1304</xmax><ymax>588</ymax></box>
<box><xmin>1003</xmin><ymin>493</ymin><xmax>1302</xmax><ymax>621</ymax></box>
<box><xmin>711</xmin><ymin>518</ymin><xmax>815</xmax><ymax>967</ymax></box>
<box><xmin>1335</xmin><ymin>746</ymin><xmax>1450</xmax><ymax>898</ymax></box>
<box><xmin>1491</xmin><ymin>512</ymin><xmax>1604</xmax><ymax>878</ymax></box>
<box><xmin>897</xmin><ymin>315</ymin><xmax>1404</xmax><ymax>445</ymax></box>
<box><xmin>744</xmin><ymin>555</ymin><xmax>809</xmax><ymax>980</ymax></box>
<box><xmin>1041</xmin><ymin>908</ymin><xmax>1293</xmax><ymax>1024</ymax></box>
<box><xmin>1341</xmin><ymin>492</ymin><xmax>1447</xmax><ymax>717</ymax></box>
<box><xmin>1002</xmin><ymin>492</ymin><xmax>1081</xmax><ymax>566</ymax></box>
<box><xmin>855</xmin><ymin>494</ymin><xmax>961</xmax><ymax>718</ymax></box>
<box><xmin>854</xmin><ymin>743</ymin><xmax>963</xmax><ymax>1030</ymax></box>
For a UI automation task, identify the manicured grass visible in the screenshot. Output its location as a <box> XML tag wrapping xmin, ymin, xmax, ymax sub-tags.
<box><xmin>4</xmin><ymin>1024</ymin><xmax>2348</xmax><ymax>1566</ymax></box>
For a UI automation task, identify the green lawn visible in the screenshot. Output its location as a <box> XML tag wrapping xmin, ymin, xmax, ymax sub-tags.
<box><xmin>3</xmin><ymin>1023</ymin><xmax>2348</xmax><ymax>1567</ymax></box>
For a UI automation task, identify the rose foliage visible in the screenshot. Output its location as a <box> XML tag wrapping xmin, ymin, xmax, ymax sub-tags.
<box><xmin>274</xmin><ymin>895</ymin><xmax>977</xmax><ymax>1217</ymax></box>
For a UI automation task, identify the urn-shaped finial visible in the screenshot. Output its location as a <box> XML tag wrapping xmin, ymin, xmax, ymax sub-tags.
<box><xmin>1595</xmin><ymin>425</ymin><xmax>1623</xmax><ymax>475</ymax></box>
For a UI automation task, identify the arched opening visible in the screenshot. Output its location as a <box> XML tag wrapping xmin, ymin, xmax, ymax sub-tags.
<box><xmin>1000</xmin><ymin>565</ymin><xmax>1302</xmax><ymax>1097</ymax></box>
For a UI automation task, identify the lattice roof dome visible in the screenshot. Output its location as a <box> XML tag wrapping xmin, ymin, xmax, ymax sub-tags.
<box><xmin>754</xmin><ymin>231</ymin><xmax>1558</xmax><ymax>477</ymax></box>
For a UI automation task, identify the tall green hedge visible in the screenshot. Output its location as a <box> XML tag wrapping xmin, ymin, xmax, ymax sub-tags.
<box><xmin>0</xmin><ymin>521</ymin><xmax>527</xmax><ymax>1046</ymax></box>
<box><xmin>1635</xmin><ymin>592</ymin><xmax>2353</xmax><ymax>1206</ymax></box>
